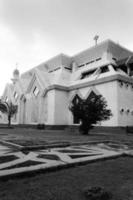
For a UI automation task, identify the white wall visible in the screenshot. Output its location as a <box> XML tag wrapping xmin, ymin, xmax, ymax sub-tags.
<box><xmin>47</xmin><ymin>89</ymin><xmax>69</xmax><ymax>125</ymax></box>
<box><xmin>39</xmin><ymin>95</ymin><xmax>48</xmax><ymax>124</ymax></box>
<box><xmin>47</xmin><ymin>90</ymin><xmax>55</xmax><ymax>124</ymax></box>
<box><xmin>117</xmin><ymin>82</ymin><xmax>133</xmax><ymax>126</ymax></box>
<box><xmin>8</xmin><ymin>77</ymin><xmax>133</xmax><ymax>127</ymax></box>
<box><xmin>68</xmin><ymin>80</ymin><xmax>118</xmax><ymax>126</ymax></box>
<box><xmin>19</xmin><ymin>99</ymin><xmax>26</xmax><ymax>124</ymax></box>
<box><xmin>0</xmin><ymin>112</ymin><xmax>8</xmax><ymax>124</ymax></box>
<box><xmin>54</xmin><ymin>90</ymin><xmax>69</xmax><ymax>125</ymax></box>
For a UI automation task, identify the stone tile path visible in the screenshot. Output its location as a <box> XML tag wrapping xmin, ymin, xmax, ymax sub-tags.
<box><xmin>0</xmin><ymin>141</ymin><xmax>130</xmax><ymax>178</ymax></box>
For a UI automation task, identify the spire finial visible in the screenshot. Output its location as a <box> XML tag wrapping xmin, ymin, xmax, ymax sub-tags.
<box><xmin>16</xmin><ymin>62</ymin><xmax>19</xmax><ymax>69</ymax></box>
<box><xmin>94</xmin><ymin>35</ymin><xmax>99</xmax><ymax>46</ymax></box>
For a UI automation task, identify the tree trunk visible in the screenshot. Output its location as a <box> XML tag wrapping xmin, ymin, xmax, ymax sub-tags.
<box><xmin>79</xmin><ymin>121</ymin><xmax>89</xmax><ymax>135</ymax></box>
<box><xmin>79</xmin><ymin>120</ymin><xmax>94</xmax><ymax>135</ymax></box>
<box><xmin>8</xmin><ymin>115</ymin><xmax>11</xmax><ymax>127</ymax></box>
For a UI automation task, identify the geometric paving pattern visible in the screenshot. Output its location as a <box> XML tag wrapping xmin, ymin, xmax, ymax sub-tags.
<box><xmin>0</xmin><ymin>142</ymin><xmax>125</xmax><ymax>178</ymax></box>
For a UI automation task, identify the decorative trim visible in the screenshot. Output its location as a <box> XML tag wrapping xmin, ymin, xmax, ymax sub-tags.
<box><xmin>84</xmin><ymin>86</ymin><xmax>100</xmax><ymax>99</ymax></box>
<box><xmin>26</xmin><ymin>70</ymin><xmax>47</xmax><ymax>95</ymax></box>
<box><xmin>70</xmin><ymin>74</ymin><xmax>133</xmax><ymax>91</ymax></box>
<box><xmin>26</xmin><ymin>74</ymin><xmax>36</xmax><ymax>93</ymax></box>
<box><xmin>45</xmin><ymin>74</ymin><xmax>133</xmax><ymax>93</ymax></box>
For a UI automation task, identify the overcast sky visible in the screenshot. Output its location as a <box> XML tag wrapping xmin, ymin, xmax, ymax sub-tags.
<box><xmin>0</xmin><ymin>0</ymin><xmax>133</xmax><ymax>95</ymax></box>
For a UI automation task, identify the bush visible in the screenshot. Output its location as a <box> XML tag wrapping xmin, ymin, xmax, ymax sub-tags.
<box><xmin>37</xmin><ymin>124</ymin><xmax>45</xmax><ymax>130</ymax></box>
<box><xmin>69</xmin><ymin>93</ymin><xmax>112</xmax><ymax>134</ymax></box>
<box><xmin>84</xmin><ymin>186</ymin><xmax>112</xmax><ymax>200</ymax></box>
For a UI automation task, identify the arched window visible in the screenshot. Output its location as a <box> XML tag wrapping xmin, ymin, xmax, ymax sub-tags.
<box><xmin>72</xmin><ymin>94</ymin><xmax>81</xmax><ymax>105</ymax></box>
<box><xmin>72</xmin><ymin>94</ymin><xmax>81</xmax><ymax>124</ymax></box>
<box><xmin>86</xmin><ymin>91</ymin><xmax>97</xmax><ymax>102</ymax></box>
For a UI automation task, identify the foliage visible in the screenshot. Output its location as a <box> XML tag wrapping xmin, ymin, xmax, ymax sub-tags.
<box><xmin>69</xmin><ymin>93</ymin><xmax>112</xmax><ymax>134</ymax></box>
<box><xmin>0</xmin><ymin>102</ymin><xmax>8</xmax><ymax>113</ymax></box>
<box><xmin>0</xmin><ymin>100</ymin><xmax>18</xmax><ymax>127</ymax></box>
<box><xmin>37</xmin><ymin>123</ymin><xmax>45</xmax><ymax>130</ymax></box>
<box><xmin>84</xmin><ymin>186</ymin><xmax>112</xmax><ymax>200</ymax></box>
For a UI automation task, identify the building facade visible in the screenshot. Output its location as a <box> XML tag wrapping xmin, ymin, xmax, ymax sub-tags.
<box><xmin>1</xmin><ymin>39</ymin><xmax>133</xmax><ymax>127</ymax></box>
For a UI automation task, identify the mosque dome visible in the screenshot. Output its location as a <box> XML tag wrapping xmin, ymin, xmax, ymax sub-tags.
<box><xmin>13</xmin><ymin>68</ymin><xmax>20</xmax><ymax>76</ymax></box>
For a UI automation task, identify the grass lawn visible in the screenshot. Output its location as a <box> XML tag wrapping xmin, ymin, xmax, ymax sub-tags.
<box><xmin>0</xmin><ymin>157</ymin><xmax>133</xmax><ymax>200</ymax></box>
<box><xmin>0</xmin><ymin>129</ymin><xmax>133</xmax><ymax>199</ymax></box>
<box><xmin>0</xmin><ymin>128</ymin><xmax>133</xmax><ymax>147</ymax></box>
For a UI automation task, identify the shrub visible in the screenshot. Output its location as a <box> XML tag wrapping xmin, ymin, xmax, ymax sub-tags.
<box><xmin>69</xmin><ymin>92</ymin><xmax>112</xmax><ymax>134</ymax></box>
<box><xmin>84</xmin><ymin>186</ymin><xmax>112</xmax><ymax>200</ymax></box>
<box><xmin>37</xmin><ymin>124</ymin><xmax>45</xmax><ymax>130</ymax></box>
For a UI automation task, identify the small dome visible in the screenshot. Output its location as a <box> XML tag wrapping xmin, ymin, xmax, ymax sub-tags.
<box><xmin>13</xmin><ymin>68</ymin><xmax>19</xmax><ymax>76</ymax></box>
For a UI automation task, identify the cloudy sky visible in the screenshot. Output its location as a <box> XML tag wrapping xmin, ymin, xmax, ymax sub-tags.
<box><xmin>0</xmin><ymin>0</ymin><xmax>133</xmax><ymax>95</ymax></box>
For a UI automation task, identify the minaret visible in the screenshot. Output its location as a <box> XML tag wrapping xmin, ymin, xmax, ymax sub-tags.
<box><xmin>11</xmin><ymin>66</ymin><xmax>20</xmax><ymax>84</ymax></box>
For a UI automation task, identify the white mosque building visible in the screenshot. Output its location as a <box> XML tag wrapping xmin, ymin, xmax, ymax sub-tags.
<box><xmin>1</xmin><ymin>39</ymin><xmax>133</xmax><ymax>127</ymax></box>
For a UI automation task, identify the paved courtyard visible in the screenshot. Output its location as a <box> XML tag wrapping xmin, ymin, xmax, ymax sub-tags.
<box><xmin>0</xmin><ymin>127</ymin><xmax>132</xmax><ymax>178</ymax></box>
<box><xmin>0</xmin><ymin>128</ymin><xmax>133</xmax><ymax>200</ymax></box>
<box><xmin>0</xmin><ymin>142</ymin><xmax>123</xmax><ymax>178</ymax></box>
<box><xmin>0</xmin><ymin>128</ymin><xmax>132</xmax><ymax>178</ymax></box>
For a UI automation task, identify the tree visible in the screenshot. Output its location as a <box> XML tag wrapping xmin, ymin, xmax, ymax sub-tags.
<box><xmin>69</xmin><ymin>92</ymin><xmax>112</xmax><ymax>134</ymax></box>
<box><xmin>0</xmin><ymin>100</ymin><xmax>18</xmax><ymax>127</ymax></box>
